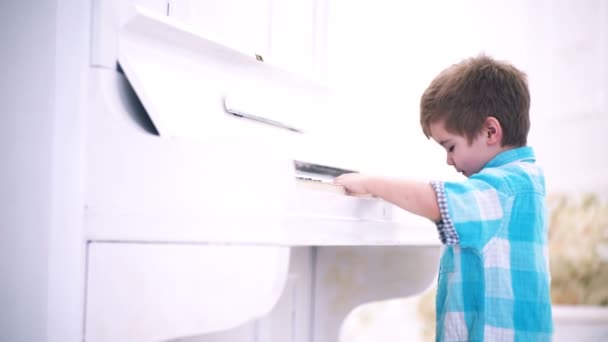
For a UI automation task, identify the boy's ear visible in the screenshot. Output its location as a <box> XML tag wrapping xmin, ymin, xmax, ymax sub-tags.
<box><xmin>484</xmin><ymin>116</ymin><xmax>502</xmax><ymax>145</ymax></box>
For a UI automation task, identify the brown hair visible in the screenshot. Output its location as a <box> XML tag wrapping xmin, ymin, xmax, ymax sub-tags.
<box><xmin>420</xmin><ymin>54</ymin><xmax>530</xmax><ymax>146</ymax></box>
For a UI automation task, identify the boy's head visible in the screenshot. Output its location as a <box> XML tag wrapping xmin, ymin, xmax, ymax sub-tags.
<box><xmin>419</xmin><ymin>54</ymin><xmax>531</xmax><ymax>177</ymax></box>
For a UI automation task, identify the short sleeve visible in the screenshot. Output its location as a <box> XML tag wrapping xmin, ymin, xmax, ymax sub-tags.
<box><xmin>430</xmin><ymin>181</ymin><xmax>460</xmax><ymax>245</ymax></box>
<box><xmin>430</xmin><ymin>172</ymin><xmax>509</xmax><ymax>249</ymax></box>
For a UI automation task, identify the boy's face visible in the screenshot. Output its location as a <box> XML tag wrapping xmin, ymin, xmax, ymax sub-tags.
<box><xmin>429</xmin><ymin>120</ymin><xmax>496</xmax><ymax>178</ymax></box>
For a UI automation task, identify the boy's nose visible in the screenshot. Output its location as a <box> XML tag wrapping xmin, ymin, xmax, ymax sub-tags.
<box><xmin>446</xmin><ymin>155</ymin><xmax>454</xmax><ymax>166</ymax></box>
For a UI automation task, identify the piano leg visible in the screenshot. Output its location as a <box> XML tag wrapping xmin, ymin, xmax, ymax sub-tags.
<box><xmin>312</xmin><ymin>246</ymin><xmax>440</xmax><ymax>342</ymax></box>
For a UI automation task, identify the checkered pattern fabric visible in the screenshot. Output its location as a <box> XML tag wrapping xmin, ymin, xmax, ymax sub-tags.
<box><xmin>430</xmin><ymin>147</ymin><xmax>553</xmax><ymax>341</ymax></box>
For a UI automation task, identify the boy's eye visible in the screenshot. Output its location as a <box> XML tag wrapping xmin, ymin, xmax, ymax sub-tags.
<box><xmin>448</xmin><ymin>146</ymin><xmax>455</xmax><ymax>152</ymax></box>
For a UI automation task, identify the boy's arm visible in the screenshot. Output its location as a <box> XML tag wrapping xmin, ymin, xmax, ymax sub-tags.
<box><xmin>333</xmin><ymin>173</ymin><xmax>441</xmax><ymax>222</ymax></box>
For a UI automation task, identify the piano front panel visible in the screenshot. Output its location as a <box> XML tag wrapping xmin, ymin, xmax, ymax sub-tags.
<box><xmin>84</xmin><ymin>242</ymin><xmax>290</xmax><ymax>342</ymax></box>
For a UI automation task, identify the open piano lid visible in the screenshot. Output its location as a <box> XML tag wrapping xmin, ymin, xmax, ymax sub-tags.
<box><xmin>117</xmin><ymin>7</ymin><xmax>335</xmax><ymax>141</ymax></box>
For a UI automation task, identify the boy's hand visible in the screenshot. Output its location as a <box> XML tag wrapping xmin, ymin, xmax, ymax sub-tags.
<box><xmin>335</xmin><ymin>173</ymin><xmax>441</xmax><ymax>221</ymax></box>
<box><xmin>333</xmin><ymin>173</ymin><xmax>371</xmax><ymax>195</ymax></box>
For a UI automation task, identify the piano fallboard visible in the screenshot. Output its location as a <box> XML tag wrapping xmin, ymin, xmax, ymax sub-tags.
<box><xmin>85</xmin><ymin>177</ymin><xmax>438</xmax><ymax>246</ymax></box>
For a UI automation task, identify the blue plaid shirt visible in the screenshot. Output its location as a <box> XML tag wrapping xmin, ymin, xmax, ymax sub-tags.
<box><xmin>430</xmin><ymin>147</ymin><xmax>553</xmax><ymax>341</ymax></box>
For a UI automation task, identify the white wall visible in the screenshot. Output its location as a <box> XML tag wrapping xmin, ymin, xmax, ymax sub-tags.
<box><xmin>324</xmin><ymin>0</ymin><xmax>608</xmax><ymax>191</ymax></box>
<box><xmin>323</xmin><ymin>1</ymin><xmax>607</xmax><ymax>341</ymax></box>
<box><xmin>0</xmin><ymin>1</ymin><xmax>89</xmax><ymax>341</ymax></box>
<box><xmin>0</xmin><ymin>1</ymin><xmax>56</xmax><ymax>341</ymax></box>
<box><xmin>525</xmin><ymin>1</ymin><xmax>608</xmax><ymax>192</ymax></box>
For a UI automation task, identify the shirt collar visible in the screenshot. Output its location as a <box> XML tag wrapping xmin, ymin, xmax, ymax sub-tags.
<box><xmin>484</xmin><ymin>146</ymin><xmax>536</xmax><ymax>169</ymax></box>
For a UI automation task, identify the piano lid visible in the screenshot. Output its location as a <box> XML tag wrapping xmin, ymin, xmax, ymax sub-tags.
<box><xmin>117</xmin><ymin>7</ymin><xmax>335</xmax><ymax>141</ymax></box>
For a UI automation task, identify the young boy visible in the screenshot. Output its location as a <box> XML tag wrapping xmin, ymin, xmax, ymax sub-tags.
<box><xmin>334</xmin><ymin>55</ymin><xmax>553</xmax><ymax>341</ymax></box>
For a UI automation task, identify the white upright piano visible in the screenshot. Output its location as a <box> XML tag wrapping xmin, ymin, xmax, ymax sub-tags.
<box><xmin>64</xmin><ymin>1</ymin><xmax>440</xmax><ymax>341</ymax></box>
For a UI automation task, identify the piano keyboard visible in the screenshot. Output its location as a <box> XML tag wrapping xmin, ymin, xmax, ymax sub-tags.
<box><xmin>295</xmin><ymin>177</ymin><xmax>373</xmax><ymax>198</ymax></box>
